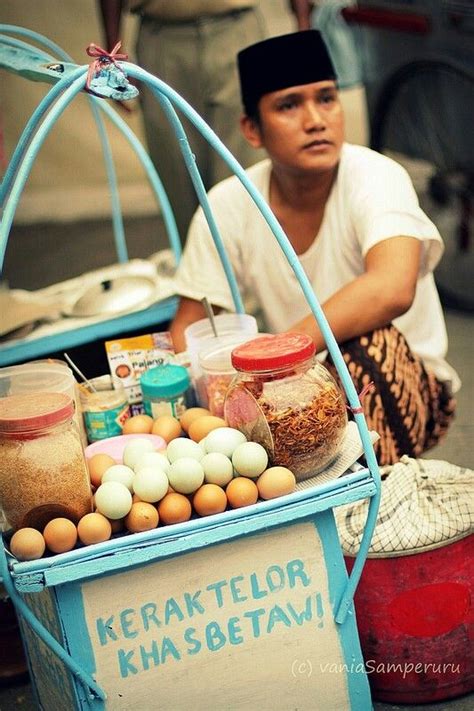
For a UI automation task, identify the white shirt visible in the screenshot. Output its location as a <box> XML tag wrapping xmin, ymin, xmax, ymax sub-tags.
<box><xmin>174</xmin><ymin>144</ymin><xmax>460</xmax><ymax>391</ymax></box>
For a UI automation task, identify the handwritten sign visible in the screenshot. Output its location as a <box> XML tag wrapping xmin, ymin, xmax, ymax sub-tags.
<box><xmin>82</xmin><ymin>522</ymin><xmax>349</xmax><ymax>709</ymax></box>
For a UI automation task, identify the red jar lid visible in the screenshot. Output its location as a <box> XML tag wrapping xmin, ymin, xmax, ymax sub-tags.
<box><xmin>0</xmin><ymin>392</ymin><xmax>74</xmax><ymax>434</ymax></box>
<box><xmin>231</xmin><ymin>332</ymin><xmax>315</xmax><ymax>371</ymax></box>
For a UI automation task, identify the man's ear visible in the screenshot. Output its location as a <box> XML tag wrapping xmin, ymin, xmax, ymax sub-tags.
<box><xmin>240</xmin><ymin>114</ymin><xmax>263</xmax><ymax>149</ymax></box>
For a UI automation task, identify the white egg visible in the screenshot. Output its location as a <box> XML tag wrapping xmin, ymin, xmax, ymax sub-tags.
<box><xmin>167</xmin><ymin>458</ymin><xmax>204</xmax><ymax>494</ymax></box>
<box><xmin>134</xmin><ymin>451</ymin><xmax>170</xmax><ymax>474</ymax></box>
<box><xmin>132</xmin><ymin>467</ymin><xmax>169</xmax><ymax>503</ymax></box>
<box><xmin>95</xmin><ymin>481</ymin><xmax>133</xmax><ymax>519</ymax></box>
<box><xmin>201</xmin><ymin>452</ymin><xmax>234</xmax><ymax>486</ymax></box>
<box><xmin>123</xmin><ymin>439</ymin><xmax>155</xmax><ymax>469</ymax></box>
<box><xmin>232</xmin><ymin>442</ymin><xmax>268</xmax><ymax>478</ymax></box>
<box><xmin>204</xmin><ymin>427</ymin><xmax>247</xmax><ymax>458</ymax></box>
<box><xmin>166</xmin><ymin>437</ymin><xmax>205</xmax><ymax>463</ymax></box>
<box><xmin>101</xmin><ymin>464</ymin><xmax>135</xmax><ymax>492</ymax></box>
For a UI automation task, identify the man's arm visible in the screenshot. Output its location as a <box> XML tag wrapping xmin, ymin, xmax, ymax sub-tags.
<box><xmin>169</xmin><ymin>297</ymin><xmax>223</xmax><ymax>353</ymax></box>
<box><xmin>97</xmin><ymin>0</ymin><xmax>126</xmax><ymax>51</ymax></box>
<box><xmin>288</xmin><ymin>0</ymin><xmax>314</xmax><ymax>30</ymax></box>
<box><xmin>289</xmin><ymin>236</ymin><xmax>422</xmax><ymax>351</ymax></box>
<box><xmin>96</xmin><ymin>1</ymin><xmax>137</xmax><ymax>112</ymax></box>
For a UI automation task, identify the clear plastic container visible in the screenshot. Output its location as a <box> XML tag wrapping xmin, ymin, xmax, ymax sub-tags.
<box><xmin>0</xmin><ymin>392</ymin><xmax>93</xmax><ymax>531</ymax></box>
<box><xmin>79</xmin><ymin>375</ymin><xmax>130</xmax><ymax>443</ymax></box>
<box><xmin>184</xmin><ymin>313</ymin><xmax>258</xmax><ymax>389</ymax></box>
<box><xmin>198</xmin><ymin>334</ymin><xmax>257</xmax><ymax>416</ymax></box>
<box><xmin>140</xmin><ymin>364</ymin><xmax>190</xmax><ymax>418</ymax></box>
<box><xmin>224</xmin><ymin>333</ymin><xmax>348</xmax><ymax>481</ymax></box>
<box><xmin>0</xmin><ymin>360</ymin><xmax>88</xmax><ymax>446</ymax></box>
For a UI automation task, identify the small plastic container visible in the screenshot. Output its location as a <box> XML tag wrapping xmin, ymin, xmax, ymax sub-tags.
<box><xmin>0</xmin><ymin>392</ymin><xmax>93</xmax><ymax>531</ymax></box>
<box><xmin>198</xmin><ymin>334</ymin><xmax>257</xmax><ymax>416</ymax></box>
<box><xmin>184</xmin><ymin>313</ymin><xmax>258</xmax><ymax>387</ymax></box>
<box><xmin>79</xmin><ymin>375</ymin><xmax>130</xmax><ymax>443</ymax></box>
<box><xmin>224</xmin><ymin>333</ymin><xmax>348</xmax><ymax>481</ymax></box>
<box><xmin>139</xmin><ymin>364</ymin><xmax>190</xmax><ymax>419</ymax></box>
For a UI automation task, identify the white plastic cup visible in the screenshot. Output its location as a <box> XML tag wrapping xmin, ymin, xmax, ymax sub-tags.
<box><xmin>184</xmin><ymin>313</ymin><xmax>258</xmax><ymax>390</ymax></box>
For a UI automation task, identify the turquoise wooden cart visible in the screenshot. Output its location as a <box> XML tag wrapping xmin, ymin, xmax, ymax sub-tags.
<box><xmin>0</xmin><ymin>26</ymin><xmax>381</xmax><ymax>710</ymax></box>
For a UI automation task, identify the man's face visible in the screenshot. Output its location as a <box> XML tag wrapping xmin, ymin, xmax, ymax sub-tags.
<box><xmin>243</xmin><ymin>81</ymin><xmax>344</xmax><ymax>175</ymax></box>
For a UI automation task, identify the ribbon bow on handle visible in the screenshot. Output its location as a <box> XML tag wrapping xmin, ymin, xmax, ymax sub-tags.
<box><xmin>85</xmin><ymin>41</ymin><xmax>137</xmax><ymax>100</ymax></box>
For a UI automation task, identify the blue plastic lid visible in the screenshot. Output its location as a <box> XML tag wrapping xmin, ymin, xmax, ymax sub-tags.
<box><xmin>140</xmin><ymin>364</ymin><xmax>190</xmax><ymax>399</ymax></box>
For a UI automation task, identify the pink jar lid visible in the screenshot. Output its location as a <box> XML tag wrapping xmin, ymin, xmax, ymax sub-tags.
<box><xmin>231</xmin><ymin>332</ymin><xmax>315</xmax><ymax>371</ymax></box>
<box><xmin>0</xmin><ymin>392</ymin><xmax>74</xmax><ymax>434</ymax></box>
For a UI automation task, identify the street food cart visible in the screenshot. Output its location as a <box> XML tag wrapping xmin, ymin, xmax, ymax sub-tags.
<box><xmin>0</xmin><ymin>26</ymin><xmax>381</xmax><ymax>709</ymax></box>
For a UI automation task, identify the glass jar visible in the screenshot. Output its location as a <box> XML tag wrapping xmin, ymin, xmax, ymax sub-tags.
<box><xmin>139</xmin><ymin>364</ymin><xmax>190</xmax><ymax>419</ymax></box>
<box><xmin>224</xmin><ymin>333</ymin><xmax>348</xmax><ymax>481</ymax></box>
<box><xmin>0</xmin><ymin>392</ymin><xmax>93</xmax><ymax>531</ymax></box>
<box><xmin>79</xmin><ymin>375</ymin><xmax>130</xmax><ymax>442</ymax></box>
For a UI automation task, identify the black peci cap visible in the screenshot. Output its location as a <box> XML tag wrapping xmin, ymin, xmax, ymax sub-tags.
<box><xmin>237</xmin><ymin>30</ymin><xmax>337</xmax><ymax>116</ymax></box>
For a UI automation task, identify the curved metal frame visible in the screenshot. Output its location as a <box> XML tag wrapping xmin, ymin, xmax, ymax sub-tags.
<box><xmin>0</xmin><ymin>26</ymin><xmax>182</xmax><ymax>266</ymax></box>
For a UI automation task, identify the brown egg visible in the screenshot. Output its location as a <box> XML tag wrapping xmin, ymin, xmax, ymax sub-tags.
<box><xmin>256</xmin><ymin>466</ymin><xmax>296</xmax><ymax>500</ymax></box>
<box><xmin>77</xmin><ymin>513</ymin><xmax>112</xmax><ymax>545</ymax></box>
<box><xmin>10</xmin><ymin>528</ymin><xmax>46</xmax><ymax>561</ymax></box>
<box><xmin>188</xmin><ymin>415</ymin><xmax>227</xmax><ymax>442</ymax></box>
<box><xmin>151</xmin><ymin>415</ymin><xmax>182</xmax><ymax>442</ymax></box>
<box><xmin>193</xmin><ymin>484</ymin><xmax>227</xmax><ymax>517</ymax></box>
<box><xmin>93</xmin><ymin>512</ymin><xmax>124</xmax><ymax>535</ymax></box>
<box><xmin>179</xmin><ymin>407</ymin><xmax>211</xmax><ymax>433</ymax></box>
<box><xmin>43</xmin><ymin>518</ymin><xmax>78</xmax><ymax>554</ymax></box>
<box><xmin>122</xmin><ymin>414</ymin><xmax>154</xmax><ymax>435</ymax></box>
<box><xmin>109</xmin><ymin>517</ymin><xmax>125</xmax><ymax>534</ymax></box>
<box><xmin>226</xmin><ymin>477</ymin><xmax>259</xmax><ymax>509</ymax></box>
<box><xmin>124</xmin><ymin>502</ymin><xmax>159</xmax><ymax>533</ymax></box>
<box><xmin>157</xmin><ymin>492</ymin><xmax>192</xmax><ymax>525</ymax></box>
<box><xmin>87</xmin><ymin>453</ymin><xmax>116</xmax><ymax>489</ymax></box>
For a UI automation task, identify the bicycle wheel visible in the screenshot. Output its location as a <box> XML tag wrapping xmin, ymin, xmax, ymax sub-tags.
<box><xmin>372</xmin><ymin>61</ymin><xmax>474</xmax><ymax>312</ymax></box>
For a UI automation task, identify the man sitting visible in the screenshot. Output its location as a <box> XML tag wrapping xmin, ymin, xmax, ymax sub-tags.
<box><xmin>169</xmin><ymin>30</ymin><xmax>460</xmax><ymax>464</ymax></box>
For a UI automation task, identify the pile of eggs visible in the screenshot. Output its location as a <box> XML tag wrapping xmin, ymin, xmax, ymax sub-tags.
<box><xmin>8</xmin><ymin>408</ymin><xmax>296</xmax><ymax>562</ymax></box>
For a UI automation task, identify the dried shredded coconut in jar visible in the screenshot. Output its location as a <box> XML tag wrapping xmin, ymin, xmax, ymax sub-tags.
<box><xmin>0</xmin><ymin>392</ymin><xmax>93</xmax><ymax>531</ymax></box>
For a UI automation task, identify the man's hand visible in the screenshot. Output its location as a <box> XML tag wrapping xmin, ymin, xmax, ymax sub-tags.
<box><xmin>169</xmin><ymin>297</ymin><xmax>219</xmax><ymax>353</ymax></box>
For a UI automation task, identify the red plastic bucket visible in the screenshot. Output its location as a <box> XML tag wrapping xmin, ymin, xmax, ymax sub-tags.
<box><xmin>346</xmin><ymin>534</ymin><xmax>474</xmax><ymax>704</ymax></box>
